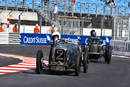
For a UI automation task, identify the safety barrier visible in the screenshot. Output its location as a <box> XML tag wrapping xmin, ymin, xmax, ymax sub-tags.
<box><xmin>1</xmin><ymin>32</ymin><xmax>130</xmax><ymax>57</ymax></box>
<box><xmin>0</xmin><ymin>32</ymin><xmax>20</xmax><ymax>44</ymax></box>
<box><xmin>21</xmin><ymin>33</ymin><xmax>112</xmax><ymax>45</ymax></box>
<box><xmin>111</xmin><ymin>40</ymin><xmax>130</xmax><ymax>56</ymax></box>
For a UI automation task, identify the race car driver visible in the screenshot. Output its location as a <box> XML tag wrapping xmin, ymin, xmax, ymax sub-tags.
<box><xmin>49</xmin><ymin>31</ymin><xmax>61</xmax><ymax>65</ymax></box>
<box><xmin>88</xmin><ymin>30</ymin><xmax>103</xmax><ymax>45</ymax></box>
<box><xmin>52</xmin><ymin>31</ymin><xmax>61</xmax><ymax>41</ymax></box>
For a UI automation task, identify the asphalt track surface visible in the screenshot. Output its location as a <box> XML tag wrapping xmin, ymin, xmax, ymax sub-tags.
<box><xmin>0</xmin><ymin>56</ymin><xmax>21</xmax><ymax>67</ymax></box>
<box><xmin>0</xmin><ymin>45</ymin><xmax>130</xmax><ymax>87</ymax></box>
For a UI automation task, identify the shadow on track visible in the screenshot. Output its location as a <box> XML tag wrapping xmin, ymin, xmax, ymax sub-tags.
<box><xmin>22</xmin><ymin>67</ymin><xmax>87</xmax><ymax>76</ymax></box>
<box><xmin>89</xmin><ymin>59</ymin><xmax>107</xmax><ymax>64</ymax></box>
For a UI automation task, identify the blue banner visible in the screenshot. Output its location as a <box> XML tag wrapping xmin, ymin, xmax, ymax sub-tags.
<box><xmin>21</xmin><ymin>33</ymin><xmax>52</xmax><ymax>45</ymax></box>
<box><xmin>21</xmin><ymin>33</ymin><xmax>112</xmax><ymax>45</ymax></box>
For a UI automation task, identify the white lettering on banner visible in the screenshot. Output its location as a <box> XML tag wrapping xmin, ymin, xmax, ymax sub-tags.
<box><xmin>67</xmin><ymin>38</ymin><xmax>78</xmax><ymax>44</ymax></box>
<box><xmin>46</xmin><ymin>35</ymin><xmax>51</xmax><ymax>40</ymax></box>
<box><xmin>106</xmin><ymin>37</ymin><xmax>110</xmax><ymax>43</ymax></box>
<box><xmin>36</xmin><ymin>37</ymin><xmax>47</xmax><ymax>43</ymax></box>
<box><xmin>61</xmin><ymin>38</ymin><xmax>78</xmax><ymax>44</ymax></box>
<box><xmin>23</xmin><ymin>36</ymin><xmax>36</xmax><ymax>43</ymax></box>
<box><xmin>85</xmin><ymin>38</ymin><xmax>88</xmax><ymax>45</ymax></box>
<box><xmin>23</xmin><ymin>36</ymin><xmax>47</xmax><ymax>44</ymax></box>
<box><xmin>103</xmin><ymin>40</ymin><xmax>106</xmax><ymax>45</ymax></box>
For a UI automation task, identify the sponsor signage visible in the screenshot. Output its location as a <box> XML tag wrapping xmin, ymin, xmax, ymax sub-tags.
<box><xmin>21</xmin><ymin>33</ymin><xmax>112</xmax><ymax>45</ymax></box>
<box><xmin>21</xmin><ymin>33</ymin><xmax>52</xmax><ymax>45</ymax></box>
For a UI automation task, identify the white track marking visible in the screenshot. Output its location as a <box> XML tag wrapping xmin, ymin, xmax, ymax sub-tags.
<box><xmin>0</xmin><ymin>70</ymin><xmax>18</xmax><ymax>72</ymax></box>
<box><xmin>9</xmin><ymin>65</ymin><xmax>36</xmax><ymax>67</ymax></box>
<box><xmin>0</xmin><ymin>67</ymin><xmax>29</xmax><ymax>70</ymax></box>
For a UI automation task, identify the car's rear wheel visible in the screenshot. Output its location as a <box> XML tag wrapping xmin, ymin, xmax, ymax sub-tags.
<box><xmin>36</xmin><ymin>50</ymin><xmax>44</xmax><ymax>74</ymax></box>
<box><xmin>105</xmin><ymin>46</ymin><xmax>112</xmax><ymax>64</ymax></box>
<box><xmin>75</xmin><ymin>55</ymin><xmax>80</xmax><ymax>76</ymax></box>
<box><xmin>82</xmin><ymin>48</ymin><xmax>88</xmax><ymax>73</ymax></box>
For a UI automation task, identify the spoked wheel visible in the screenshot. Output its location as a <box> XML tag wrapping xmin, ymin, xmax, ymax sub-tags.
<box><xmin>75</xmin><ymin>55</ymin><xmax>80</xmax><ymax>76</ymax></box>
<box><xmin>36</xmin><ymin>50</ymin><xmax>44</xmax><ymax>74</ymax></box>
<box><xmin>105</xmin><ymin>46</ymin><xmax>112</xmax><ymax>64</ymax></box>
<box><xmin>82</xmin><ymin>47</ymin><xmax>88</xmax><ymax>73</ymax></box>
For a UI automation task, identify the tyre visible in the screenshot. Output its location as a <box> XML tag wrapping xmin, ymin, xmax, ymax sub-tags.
<box><xmin>105</xmin><ymin>46</ymin><xmax>112</xmax><ymax>64</ymax></box>
<box><xmin>36</xmin><ymin>50</ymin><xmax>44</xmax><ymax>74</ymax></box>
<box><xmin>82</xmin><ymin>48</ymin><xmax>88</xmax><ymax>73</ymax></box>
<box><xmin>49</xmin><ymin>51</ymin><xmax>52</xmax><ymax>71</ymax></box>
<box><xmin>75</xmin><ymin>55</ymin><xmax>80</xmax><ymax>76</ymax></box>
<box><xmin>81</xmin><ymin>44</ymin><xmax>85</xmax><ymax>52</ymax></box>
<box><xmin>49</xmin><ymin>46</ymin><xmax>54</xmax><ymax>71</ymax></box>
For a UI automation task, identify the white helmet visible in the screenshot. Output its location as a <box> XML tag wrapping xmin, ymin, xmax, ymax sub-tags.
<box><xmin>36</xmin><ymin>24</ymin><xmax>38</xmax><ymax>27</ymax></box>
<box><xmin>52</xmin><ymin>32</ymin><xmax>61</xmax><ymax>39</ymax></box>
<box><xmin>52</xmin><ymin>24</ymin><xmax>55</xmax><ymax>27</ymax></box>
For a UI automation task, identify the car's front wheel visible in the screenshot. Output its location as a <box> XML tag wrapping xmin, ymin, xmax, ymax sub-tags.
<box><xmin>82</xmin><ymin>48</ymin><xmax>88</xmax><ymax>73</ymax></box>
<box><xmin>36</xmin><ymin>50</ymin><xmax>44</xmax><ymax>74</ymax></box>
<box><xmin>75</xmin><ymin>55</ymin><xmax>80</xmax><ymax>76</ymax></box>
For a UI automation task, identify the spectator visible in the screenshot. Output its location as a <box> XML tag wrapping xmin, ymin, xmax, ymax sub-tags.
<box><xmin>34</xmin><ymin>24</ymin><xmax>40</xmax><ymax>34</ymax></box>
<box><xmin>72</xmin><ymin>0</ymin><xmax>76</xmax><ymax>15</ymax></box>
<box><xmin>128</xmin><ymin>2</ymin><xmax>130</xmax><ymax>16</ymax></box>
<box><xmin>0</xmin><ymin>23</ymin><xmax>3</xmax><ymax>32</ymax></box>
<box><xmin>105</xmin><ymin>0</ymin><xmax>116</xmax><ymax>7</ymax></box>
<box><xmin>128</xmin><ymin>2</ymin><xmax>130</xmax><ymax>7</ymax></box>
<box><xmin>72</xmin><ymin>0</ymin><xmax>76</xmax><ymax>6</ymax></box>
<box><xmin>53</xmin><ymin>4</ymin><xmax>58</xmax><ymax>21</ymax></box>
<box><xmin>44</xmin><ymin>0</ymin><xmax>49</xmax><ymax>7</ymax></box>
<box><xmin>13</xmin><ymin>23</ymin><xmax>18</xmax><ymax>32</ymax></box>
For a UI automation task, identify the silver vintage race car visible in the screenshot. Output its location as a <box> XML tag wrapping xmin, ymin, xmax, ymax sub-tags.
<box><xmin>36</xmin><ymin>39</ymin><xmax>88</xmax><ymax>76</ymax></box>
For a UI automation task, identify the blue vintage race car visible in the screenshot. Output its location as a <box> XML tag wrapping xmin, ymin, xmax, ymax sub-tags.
<box><xmin>36</xmin><ymin>39</ymin><xmax>88</xmax><ymax>76</ymax></box>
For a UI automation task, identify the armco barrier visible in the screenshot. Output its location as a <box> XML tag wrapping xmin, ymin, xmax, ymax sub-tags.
<box><xmin>21</xmin><ymin>33</ymin><xmax>112</xmax><ymax>45</ymax></box>
<box><xmin>0</xmin><ymin>32</ymin><xmax>20</xmax><ymax>44</ymax></box>
<box><xmin>111</xmin><ymin>40</ymin><xmax>130</xmax><ymax>56</ymax></box>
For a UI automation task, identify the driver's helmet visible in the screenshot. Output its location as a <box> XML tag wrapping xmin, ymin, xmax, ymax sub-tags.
<box><xmin>90</xmin><ymin>30</ymin><xmax>96</xmax><ymax>37</ymax></box>
<box><xmin>52</xmin><ymin>32</ymin><xmax>61</xmax><ymax>41</ymax></box>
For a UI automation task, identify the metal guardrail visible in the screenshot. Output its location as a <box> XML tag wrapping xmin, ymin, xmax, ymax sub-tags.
<box><xmin>111</xmin><ymin>40</ymin><xmax>130</xmax><ymax>56</ymax></box>
<box><xmin>0</xmin><ymin>32</ymin><xmax>20</xmax><ymax>44</ymax></box>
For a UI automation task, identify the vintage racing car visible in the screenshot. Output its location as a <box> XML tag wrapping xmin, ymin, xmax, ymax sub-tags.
<box><xmin>36</xmin><ymin>38</ymin><xmax>88</xmax><ymax>76</ymax></box>
<box><xmin>86</xmin><ymin>30</ymin><xmax>112</xmax><ymax>64</ymax></box>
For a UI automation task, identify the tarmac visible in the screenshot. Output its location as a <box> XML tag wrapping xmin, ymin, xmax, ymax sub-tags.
<box><xmin>0</xmin><ymin>44</ymin><xmax>130</xmax><ymax>87</ymax></box>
